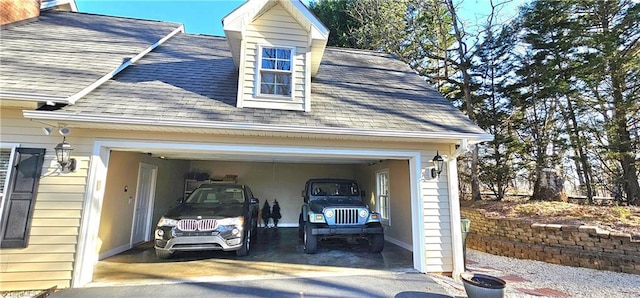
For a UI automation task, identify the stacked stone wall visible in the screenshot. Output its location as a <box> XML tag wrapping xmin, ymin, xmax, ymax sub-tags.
<box><xmin>461</xmin><ymin>208</ymin><xmax>640</xmax><ymax>274</ymax></box>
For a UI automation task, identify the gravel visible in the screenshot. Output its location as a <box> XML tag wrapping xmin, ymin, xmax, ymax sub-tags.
<box><xmin>428</xmin><ymin>249</ymin><xmax>640</xmax><ymax>297</ymax></box>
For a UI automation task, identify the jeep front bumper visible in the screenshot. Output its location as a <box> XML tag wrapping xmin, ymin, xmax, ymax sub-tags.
<box><xmin>311</xmin><ymin>225</ymin><xmax>383</xmax><ymax>236</ymax></box>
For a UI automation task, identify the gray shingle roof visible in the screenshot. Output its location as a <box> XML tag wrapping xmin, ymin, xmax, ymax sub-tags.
<box><xmin>0</xmin><ymin>11</ymin><xmax>180</xmax><ymax>97</ymax></box>
<box><xmin>61</xmin><ymin>33</ymin><xmax>486</xmax><ymax>135</ymax></box>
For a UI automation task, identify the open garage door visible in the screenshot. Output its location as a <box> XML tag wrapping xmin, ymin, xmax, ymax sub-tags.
<box><xmin>74</xmin><ymin>141</ymin><xmax>425</xmax><ymax>287</ymax></box>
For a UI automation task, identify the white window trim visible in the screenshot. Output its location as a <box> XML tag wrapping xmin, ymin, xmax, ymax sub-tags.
<box><xmin>376</xmin><ymin>169</ymin><xmax>390</xmax><ymax>226</ymax></box>
<box><xmin>254</xmin><ymin>45</ymin><xmax>296</xmax><ymax>100</ymax></box>
<box><xmin>0</xmin><ymin>143</ymin><xmax>20</xmax><ymax>219</ymax></box>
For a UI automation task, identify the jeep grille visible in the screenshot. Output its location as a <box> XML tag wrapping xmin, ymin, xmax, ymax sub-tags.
<box><xmin>334</xmin><ymin>208</ymin><xmax>359</xmax><ymax>225</ymax></box>
<box><xmin>177</xmin><ymin>219</ymin><xmax>216</xmax><ymax>231</ymax></box>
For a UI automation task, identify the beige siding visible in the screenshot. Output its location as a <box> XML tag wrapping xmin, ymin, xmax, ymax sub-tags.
<box><xmin>0</xmin><ymin>108</ymin><xmax>89</xmax><ymax>291</ymax></box>
<box><xmin>1</xmin><ymin>105</ymin><xmax>458</xmax><ymax>289</ymax></box>
<box><xmin>420</xmin><ymin>151</ymin><xmax>453</xmax><ymax>273</ymax></box>
<box><xmin>239</xmin><ymin>3</ymin><xmax>309</xmax><ymax>111</ymax></box>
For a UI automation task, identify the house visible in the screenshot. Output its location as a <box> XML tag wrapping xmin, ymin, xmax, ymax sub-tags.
<box><xmin>0</xmin><ymin>0</ymin><xmax>492</xmax><ymax>291</ymax></box>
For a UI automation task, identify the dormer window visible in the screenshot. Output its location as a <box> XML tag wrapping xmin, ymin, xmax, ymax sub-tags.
<box><xmin>257</xmin><ymin>46</ymin><xmax>294</xmax><ymax>97</ymax></box>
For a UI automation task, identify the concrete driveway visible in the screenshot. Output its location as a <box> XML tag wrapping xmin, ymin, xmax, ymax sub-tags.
<box><xmin>87</xmin><ymin>228</ymin><xmax>417</xmax><ymax>286</ymax></box>
<box><xmin>50</xmin><ymin>228</ymin><xmax>453</xmax><ymax>297</ymax></box>
<box><xmin>50</xmin><ymin>273</ymin><xmax>453</xmax><ymax>298</ymax></box>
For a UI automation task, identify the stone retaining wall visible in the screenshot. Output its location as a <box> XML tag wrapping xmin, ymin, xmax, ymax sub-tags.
<box><xmin>461</xmin><ymin>208</ymin><xmax>640</xmax><ymax>274</ymax></box>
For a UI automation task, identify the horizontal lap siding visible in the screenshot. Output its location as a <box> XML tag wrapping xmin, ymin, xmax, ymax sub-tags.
<box><xmin>240</xmin><ymin>3</ymin><xmax>308</xmax><ymax>111</ymax></box>
<box><xmin>0</xmin><ymin>109</ymin><xmax>88</xmax><ymax>291</ymax></box>
<box><xmin>420</xmin><ymin>153</ymin><xmax>453</xmax><ymax>273</ymax></box>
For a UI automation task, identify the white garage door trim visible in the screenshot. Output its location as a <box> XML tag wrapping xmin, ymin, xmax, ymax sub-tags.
<box><xmin>73</xmin><ymin>139</ymin><xmax>425</xmax><ymax>287</ymax></box>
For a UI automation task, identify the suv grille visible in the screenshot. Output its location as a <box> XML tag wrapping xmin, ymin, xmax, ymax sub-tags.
<box><xmin>334</xmin><ymin>208</ymin><xmax>359</xmax><ymax>225</ymax></box>
<box><xmin>177</xmin><ymin>219</ymin><xmax>217</xmax><ymax>232</ymax></box>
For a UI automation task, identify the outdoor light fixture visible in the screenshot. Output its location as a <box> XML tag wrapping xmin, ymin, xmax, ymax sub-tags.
<box><xmin>431</xmin><ymin>151</ymin><xmax>444</xmax><ymax>178</ymax></box>
<box><xmin>54</xmin><ymin>136</ymin><xmax>76</xmax><ymax>172</ymax></box>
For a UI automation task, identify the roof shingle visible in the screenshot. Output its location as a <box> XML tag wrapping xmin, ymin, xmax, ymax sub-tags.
<box><xmin>62</xmin><ymin>33</ymin><xmax>486</xmax><ymax>135</ymax></box>
<box><xmin>0</xmin><ymin>11</ymin><xmax>181</xmax><ymax>97</ymax></box>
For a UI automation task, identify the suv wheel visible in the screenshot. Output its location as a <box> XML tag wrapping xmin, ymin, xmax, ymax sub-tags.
<box><xmin>236</xmin><ymin>230</ymin><xmax>250</xmax><ymax>257</ymax></box>
<box><xmin>251</xmin><ymin>219</ymin><xmax>258</xmax><ymax>242</ymax></box>
<box><xmin>369</xmin><ymin>234</ymin><xmax>384</xmax><ymax>253</ymax></box>
<box><xmin>155</xmin><ymin>249</ymin><xmax>174</xmax><ymax>259</ymax></box>
<box><xmin>303</xmin><ymin>223</ymin><xmax>317</xmax><ymax>254</ymax></box>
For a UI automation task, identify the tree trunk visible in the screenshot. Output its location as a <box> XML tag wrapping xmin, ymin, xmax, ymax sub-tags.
<box><xmin>445</xmin><ymin>0</ymin><xmax>481</xmax><ymax>201</ymax></box>
<box><xmin>612</xmin><ymin>72</ymin><xmax>640</xmax><ymax>205</ymax></box>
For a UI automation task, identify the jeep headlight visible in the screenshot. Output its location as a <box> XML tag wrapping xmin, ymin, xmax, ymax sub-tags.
<box><xmin>310</xmin><ymin>213</ymin><xmax>325</xmax><ymax>223</ymax></box>
<box><xmin>325</xmin><ymin>209</ymin><xmax>334</xmax><ymax>218</ymax></box>
<box><xmin>359</xmin><ymin>210</ymin><xmax>369</xmax><ymax>218</ymax></box>
<box><xmin>157</xmin><ymin>216</ymin><xmax>178</xmax><ymax>227</ymax></box>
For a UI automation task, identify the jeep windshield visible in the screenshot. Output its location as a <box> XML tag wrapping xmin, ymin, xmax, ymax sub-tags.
<box><xmin>310</xmin><ymin>182</ymin><xmax>359</xmax><ymax>196</ymax></box>
<box><xmin>184</xmin><ymin>185</ymin><xmax>245</xmax><ymax>204</ymax></box>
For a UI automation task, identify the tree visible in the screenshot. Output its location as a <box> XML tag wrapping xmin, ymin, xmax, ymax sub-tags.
<box><xmin>475</xmin><ymin>23</ymin><xmax>519</xmax><ymax>201</ymax></box>
<box><xmin>574</xmin><ymin>0</ymin><xmax>640</xmax><ymax>204</ymax></box>
<box><xmin>308</xmin><ymin>0</ymin><xmax>361</xmax><ymax>48</ymax></box>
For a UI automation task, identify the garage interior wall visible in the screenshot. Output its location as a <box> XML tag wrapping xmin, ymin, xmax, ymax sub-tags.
<box><xmin>97</xmin><ymin>151</ymin><xmax>189</xmax><ymax>259</ymax></box>
<box><xmin>356</xmin><ymin>160</ymin><xmax>413</xmax><ymax>250</ymax></box>
<box><xmin>190</xmin><ymin>160</ymin><xmax>357</xmax><ymax>226</ymax></box>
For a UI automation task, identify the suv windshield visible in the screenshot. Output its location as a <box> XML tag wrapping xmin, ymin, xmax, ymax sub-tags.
<box><xmin>185</xmin><ymin>185</ymin><xmax>245</xmax><ymax>204</ymax></box>
<box><xmin>311</xmin><ymin>182</ymin><xmax>359</xmax><ymax>196</ymax></box>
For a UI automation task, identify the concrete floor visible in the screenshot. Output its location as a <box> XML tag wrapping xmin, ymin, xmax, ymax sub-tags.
<box><xmin>91</xmin><ymin>227</ymin><xmax>415</xmax><ymax>286</ymax></box>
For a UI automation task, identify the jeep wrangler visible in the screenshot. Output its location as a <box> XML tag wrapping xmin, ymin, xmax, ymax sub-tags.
<box><xmin>298</xmin><ymin>178</ymin><xmax>384</xmax><ymax>254</ymax></box>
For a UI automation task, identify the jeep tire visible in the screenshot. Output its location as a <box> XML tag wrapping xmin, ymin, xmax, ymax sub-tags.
<box><xmin>155</xmin><ymin>249</ymin><xmax>174</xmax><ymax>259</ymax></box>
<box><xmin>369</xmin><ymin>233</ymin><xmax>384</xmax><ymax>253</ymax></box>
<box><xmin>303</xmin><ymin>223</ymin><xmax>318</xmax><ymax>254</ymax></box>
<box><xmin>298</xmin><ymin>213</ymin><xmax>304</xmax><ymax>239</ymax></box>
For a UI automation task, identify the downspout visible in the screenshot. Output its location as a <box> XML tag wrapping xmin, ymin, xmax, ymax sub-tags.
<box><xmin>67</xmin><ymin>25</ymin><xmax>184</xmax><ymax>104</ymax></box>
<box><xmin>446</xmin><ymin>139</ymin><xmax>470</xmax><ymax>280</ymax></box>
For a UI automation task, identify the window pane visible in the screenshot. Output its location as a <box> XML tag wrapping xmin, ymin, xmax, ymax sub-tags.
<box><xmin>276</xmin><ymin>48</ymin><xmax>290</xmax><ymax>60</ymax></box>
<box><xmin>276</xmin><ymin>59</ymin><xmax>290</xmax><ymax>71</ymax></box>
<box><xmin>377</xmin><ymin>171</ymin><xmax>390</xmax><ymax>223</ymax></box>
<box><xmin>262</xmin><ymin>58</ymin><xmax>276</xmax><ymax>69</ymax></box>
<box><xmin>262</xmin><ymin>48</ymin><xmax>276</xmax><ymax>59</ymax></box>
<box><xmin>261</xmin><ymin>72</ymin><xmax>291</xmax><ymax>96</ymax></box>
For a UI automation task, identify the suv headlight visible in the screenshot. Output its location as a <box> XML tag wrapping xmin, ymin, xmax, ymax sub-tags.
<box><xmin>157</xmin><ymin>216</ymin><xmax>178</xmax><ymax>227</ymax></box>
<box><xmin>217</xmin><ymin>216</ymin><xmax>244</xmax><ymax>227</ymax></box>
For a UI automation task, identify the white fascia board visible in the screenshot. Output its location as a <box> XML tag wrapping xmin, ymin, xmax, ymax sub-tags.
<box><xmin>223</xmin><ymin>0</ymin><xmax>329</xmax><ymax>41</ymax></box>
<box><xmin>22</xmin><ymin>110</ymin><xmax>494</xmax><ymax>143</ymax></box>
<box><xmin>222</xmin><ymin>0</ymin><xmax>269</xmax><ymax>32</ymax></box>
<box><xmin>291</xmin><ymin>0</ymin><xmax>329</xmax><ymax>39</ymax></box>
<box><xmin>40</xmin><ymin>0</ymin><xmax>78</xmax><ymax>11</ymax></box>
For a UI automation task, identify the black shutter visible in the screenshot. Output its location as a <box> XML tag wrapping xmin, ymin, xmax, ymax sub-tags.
<box><xmin>0</xmin><ymin>148</ymin><xmax>46</xmax><ymax>248</ymax></box>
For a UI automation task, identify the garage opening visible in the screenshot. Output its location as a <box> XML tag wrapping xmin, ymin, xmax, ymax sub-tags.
<box><xmin>76</xmin><ymin>141</ymin><xmax>423</xmax><ymax>286</ymax></box>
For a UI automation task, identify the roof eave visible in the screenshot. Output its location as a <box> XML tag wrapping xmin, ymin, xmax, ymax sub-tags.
<box><xmin>22</xmin><ymin>110</ymin><xmax>494</xmax><ymax>144</ymax></box>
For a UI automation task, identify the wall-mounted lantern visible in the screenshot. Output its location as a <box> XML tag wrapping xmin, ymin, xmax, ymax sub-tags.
<box><xmin>431</xmin><ymin>151</ymin><xmax>444</xmax><ymax>178</ymax></box>
<box><xmin>54</xmin><ymin>136</ymin><xmax>76</xmax><ymax>172</ymax></box>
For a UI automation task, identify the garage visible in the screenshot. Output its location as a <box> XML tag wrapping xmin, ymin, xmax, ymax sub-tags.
<box><xmin>0</xmin><ymin>0</ymin><xmax>494</xmax><ymax>291</ymax></box>
<box><xmin>77</xmin><ymin>140</ymin><xmax>424</xmax><ymax>285</ymax></box>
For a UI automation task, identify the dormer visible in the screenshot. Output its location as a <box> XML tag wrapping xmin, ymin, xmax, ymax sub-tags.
<box><xmin>223</xmin><ymin>0</ymin><xmax>329</xmax><ymax>112</ymax></box>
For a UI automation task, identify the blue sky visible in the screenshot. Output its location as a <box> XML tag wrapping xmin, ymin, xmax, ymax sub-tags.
<box><xmin>75</xmin><ymin>0</ymin><xmax>525</xmax><ymax>36</ymax></box>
